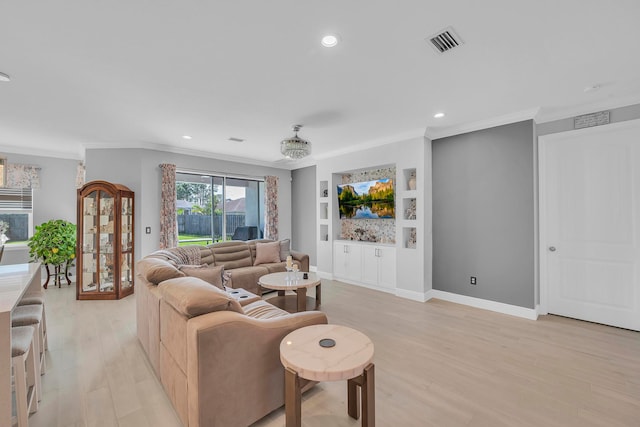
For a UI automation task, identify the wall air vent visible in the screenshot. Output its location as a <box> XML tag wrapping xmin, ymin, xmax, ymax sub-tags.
<box><xmin>228</xmin><ymin>137</ymin><xmax>244</xmax><ymax>142</ymax></box>
<box><xmin>427</xmin><ymin>27</ymin><xmax>463</xmax><ymax>53</ymax></box>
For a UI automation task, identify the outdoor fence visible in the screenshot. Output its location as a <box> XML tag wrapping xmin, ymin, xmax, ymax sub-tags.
<box><xmin>177</xmin><ymin>213</ymin><xmax>246</xmax><ymax>238</ymax></box>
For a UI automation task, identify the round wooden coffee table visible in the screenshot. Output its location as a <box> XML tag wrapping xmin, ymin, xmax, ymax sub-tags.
<box><xmin>258</xmin><ymin>272</ymin><xmax>321</xmax><ymax>312</ymax></box>
<box><xmin>280</xmin><ymin>324</ymin><xmax>375</xmax><ymax>426</ymax></box>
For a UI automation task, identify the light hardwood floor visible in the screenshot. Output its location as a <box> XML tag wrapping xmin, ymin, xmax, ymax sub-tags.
<box><xmin>27</xmin><ymin>279</ymin><xmax>639</xmax><ymax>427</ymax></box>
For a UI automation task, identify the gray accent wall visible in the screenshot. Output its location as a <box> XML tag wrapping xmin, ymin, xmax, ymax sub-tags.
<box><xmin>291</xmin><ymin>166</ymin><xmax>317</xmax><ymax>266</ymax></box>
<box><xmin>432</xmin><ymin>120</ymin><xmax>535</xmax><ymax>308</ymax></box>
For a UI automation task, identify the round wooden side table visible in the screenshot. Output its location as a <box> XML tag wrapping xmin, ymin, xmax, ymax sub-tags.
<box><xmin>280</xmin><ymin>324</ymin><xmax>375</xmax><ymax>426</ymax></box>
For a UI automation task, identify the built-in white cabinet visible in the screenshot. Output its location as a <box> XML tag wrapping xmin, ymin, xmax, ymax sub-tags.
<box><xmin>333</xmin><ymin>241</ymin><xmax>396</xmax><ymax>292</ymax></box>
<box><xmin>361</xmin><ymin>245</ymin><xmax>396</xmax><ymax>290</ymax></box>
<box><xmin>333</xmin><ymin>242</ymin><xmax>362</xmax><ymax>282</ymax></box>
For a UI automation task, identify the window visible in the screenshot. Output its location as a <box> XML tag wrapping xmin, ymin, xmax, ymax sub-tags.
<box><xmin>0</xmin><ymin>188</ymin><xmax>34</xmax><ymax>244</ymax></box>
<box><xmin>176</xmin><ymin>172</ymin><xmax>264</xmax><ymax>246</ymax></box>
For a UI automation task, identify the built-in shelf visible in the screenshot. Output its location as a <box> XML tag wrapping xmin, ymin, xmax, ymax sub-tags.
<box><xmin>402</xmin><ymin>168</ymin><xmax>417</xmax><ymax>191</ymax></box>
<box><xmin>402</xmin><ymin>227</ymin><xmax>417</xmax><ymax>249</ymax></box>
<box><xmin>319</xmin><ymin>180</ymin><xmax>329</xmax><ymax>198</ymax></box>
<box><xmin>320</xmin><ymin>201</ymin><xmax>329</xmax><ymax>220</ymax></box>
<box><xmin>402</xmin><ymin>198</ymin><xmax>416</xmax><ymax>220</ymax></box>
<box><xmin>320</xmin><ymin>224</ymin><xmax>329</xmax><ymax>242</ymax></box>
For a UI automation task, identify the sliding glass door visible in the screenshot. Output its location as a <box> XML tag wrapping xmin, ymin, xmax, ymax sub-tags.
<box><xmin>176</xmin><ymin>172</ymin><xmax>264</xmax><ymax>245</ymax></box>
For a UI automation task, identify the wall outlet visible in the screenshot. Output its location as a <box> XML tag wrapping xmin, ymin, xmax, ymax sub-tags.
<box><xmin>145</xmin><ymin>226</ymin><xmax>151</xmax><ymax>234</ymax></box>
<box><xmin>470</xmin><ymin>276</ymin><xmax>477</xmax><ymax>285</ymax></box>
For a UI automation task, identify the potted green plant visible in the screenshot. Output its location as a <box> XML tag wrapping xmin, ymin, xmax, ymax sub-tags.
<box><xmin>28</xmin><ymin>219</ymin><xmax>77</xmax><ymax>288</ymax></box>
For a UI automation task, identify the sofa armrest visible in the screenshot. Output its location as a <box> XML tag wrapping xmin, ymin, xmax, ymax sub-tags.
<box><xmin>225</xmin><ymin>287</ymin><xmax>262</xmax><ymax>306</ymax></box>
<box><xmin>186</xmin><ymin>310</ymin><xmax>327</xmax><ymax>426</ymax></box>
<box><xmin>290</xmin><ymin>250</ymin><xmax>309</xmax><ymax>272</ymax></box>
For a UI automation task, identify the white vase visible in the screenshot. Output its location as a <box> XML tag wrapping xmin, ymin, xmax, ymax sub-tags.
<box><xmin>0</xmin><ymin>234</ymin><xmax>8</xmax><ymax>245</ymax></box>
<box><xmin>408</xmin><ymin>175</ymin><xmax>416</xmax><ymax>190</ymax></box>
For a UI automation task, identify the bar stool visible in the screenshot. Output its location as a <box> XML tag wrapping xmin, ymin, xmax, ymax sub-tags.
<box><xmin>12</xmin><ymin>325</ymin><xmax>40</xmax><ymax>427</ymax></box>
<box><xmin>12</xmin><ymin>305</ymin><xmax>46</xmax><ymax>375</ymax></box>
<box><xmin>17</xmin><ymin>291</ymin><xmax>48</xmax><ymax>351</ymax></box>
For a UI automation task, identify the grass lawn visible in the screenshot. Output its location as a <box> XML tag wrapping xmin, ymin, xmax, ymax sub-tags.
<box><xmin>178</xmin><ymin>234</ymin><xmax>214</xmax><ymax>247</ymax></box>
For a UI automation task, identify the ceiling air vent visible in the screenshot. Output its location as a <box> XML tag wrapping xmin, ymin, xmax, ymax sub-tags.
<box><xmin>228</xmin><ymin>137</ymin><xmax>244</xmax><ymax>142</ymax></box>
<box><xmin>427</xmin><ymin>27</ymin><xmax>463</xmax><ymax>53</ymax></box>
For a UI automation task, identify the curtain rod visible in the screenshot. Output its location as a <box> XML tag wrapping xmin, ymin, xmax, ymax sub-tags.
<box><xmin>175</xmin><ymin>167</ymin><xmax>265</xmax><ymax>181</ymax></box>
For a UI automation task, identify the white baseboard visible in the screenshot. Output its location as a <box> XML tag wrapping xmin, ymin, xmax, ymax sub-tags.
<box><xmin>430</xmin><ymin>290</ymin><xmax>539</xmax><ymax>320</ymax></box>
<box><xmin>395</xmin><ymin>288</ymin><xmax>432</xmax><ymax>302</ymax></box>
<box><xmin>315</xmin><ymin>270</ymin><xmax>333</xmax><ymax>280</ymax></box>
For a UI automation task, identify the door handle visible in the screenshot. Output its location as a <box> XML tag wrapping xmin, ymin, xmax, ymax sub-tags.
<box><xmin>548</xmin><ymin>246</ymin><xmax>556</xmax><ymax>252</ymax></box>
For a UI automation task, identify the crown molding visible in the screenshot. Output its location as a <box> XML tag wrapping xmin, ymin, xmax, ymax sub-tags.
<box><xmin>81</xmin><ymin>140</ymin><xmax>295</xmax><ymax>170</ymax></box>
<box><xmin>0</xmin><ymin>142</ymin><xmax>83</xmax><ymax>160</ymax></box>
<box><xmin>425</xmin><ymin>108</ymin><xmax>540</xmax><ymax>140</ymax></box>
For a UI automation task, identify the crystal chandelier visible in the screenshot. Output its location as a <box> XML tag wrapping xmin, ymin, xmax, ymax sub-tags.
<box><xmin>280</xmin><ymin>125</ymin><xmax>311</xmax><ymax>159</ymax></box>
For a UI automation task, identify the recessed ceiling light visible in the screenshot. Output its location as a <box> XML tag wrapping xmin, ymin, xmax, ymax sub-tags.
<box><xmin>321</xmin><ymin>34</ymin><xmax>339</xmax><ymax>48</ymax></box>
<box><xmin>0</xmin><ymin>72</ymin><xmax>10</xmax><ymax>82</ymax></box>
<box><xmin>434</xmin><ymin>112</ymin><xmax>445</xmax><ymax>119</ymax></box>
<box><xmin>182</xmin><ymin>135</ymin><xmax>192</xmax><ymax>140</ymax></box>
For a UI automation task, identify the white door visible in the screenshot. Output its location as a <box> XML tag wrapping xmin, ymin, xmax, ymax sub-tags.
<box><xmin>540</xmin><ymin>119</ymin><xmax>640</xmax><ymax>331</ymax></box>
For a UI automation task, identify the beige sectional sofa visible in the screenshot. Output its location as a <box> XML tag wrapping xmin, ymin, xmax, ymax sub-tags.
<box><xmin>136</xmin><ymin>240</ymin><xmax>326</xmax><ymax>427</ymax></box>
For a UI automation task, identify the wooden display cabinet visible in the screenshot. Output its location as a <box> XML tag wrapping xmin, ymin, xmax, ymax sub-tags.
<box><xmin>76</xmin><ymin>180</ymin><xmax>134</xmax><ymax>300</ymax></box>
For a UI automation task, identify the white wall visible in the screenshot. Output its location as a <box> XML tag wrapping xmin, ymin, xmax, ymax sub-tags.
<box><xmin>0</xmin><ymin>152</ymin><xmax>78</xmax><ymax>264</ymax></box>
<box><xmin>86</xmin><ymin>148</ymin><xmax>292</xmax><ymax>261</ymax></box>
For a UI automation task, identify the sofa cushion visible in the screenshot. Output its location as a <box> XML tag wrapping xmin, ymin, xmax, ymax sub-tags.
<box><xmin>210</xmin><ymin>242</ymin><xmax>253</xmax><ymax>269</ymax></box>
<box><xmin>138</xmin><ymin>257</ymin><xmax>186</xmax><ymax>284</ymax></box>
<box><xmin>159</xmin><ymin>277</ymin><xmax>242</xmax><ymax>318</ymax></box>
<box><xmin>253</xmin><ymin>241</ymin><xmax>281</xmax><ymax>265</ymax></box>
<box><xmin>243</xmin><ymin>300</ymin><xmax>290</xmax><ymax>319</ymax></box>
<box><xmin>179</xmin><ymin>265</ymin><xmax>225</xmax><ymax>290</ymax></box>
<box><xmin>279</xmin><ymin>239</ymin><xmax>291</xmax><ymax>261</ymax></box>
<box><xmin>227</xmin><ymin>266</ymin><xmax>269</xmax><ymax>293</ymax></box>
<box><xmin>260</xmin><ymin>262</ymin><xmax>288</xmax><ymax>274</ymax></box>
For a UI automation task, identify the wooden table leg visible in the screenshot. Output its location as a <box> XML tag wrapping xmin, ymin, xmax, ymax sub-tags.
<box><xmin>347</xmin><ymin>377</ymin><xmax>360</xmax><ymax>420</ymax></box>
<box><xmin>347</xmin><ymin>363</ymin><xmax>375</xmax><ymax>426</ymax></box>
<box><xmin>296</xmin><ymin>287</ymin><xmax>307</xmax><ymax>312</ymax></box>
<box><xmin>278</xmin><ymin>290</ymin><xmax>286</xmax><ymax>297</ymax></box>
<box><xmin>285</xmin><ymin>367</ymin><xmax>301</xmax><ymax>427</ymax></box>
<box><xmin>256</xmin><ymin>285</ymin><xmax>262</xmax><ymax>297</ymax></box>
<box><xmin>43</xmin><ymin>264</ymin><xmax>51</xmax><ymax>289</ymax></box>
<box><xmin>65</xmin><ymin>261</ymin><xmax>72</xmax><ymax>285</ymax></box>
<box><xmin>362</xmin><ymin>363</ymin><xmax>375</xmax><ymax>426</ymax></box>
<box><xmin>56</xmin><ymin>265</ymin><xmax>62</xmax><ymax>288</ymax></box>
<box><xmin>315</xmin><ymin>283</ymin><xmax>321</xmax><ymax>308</ymax></box>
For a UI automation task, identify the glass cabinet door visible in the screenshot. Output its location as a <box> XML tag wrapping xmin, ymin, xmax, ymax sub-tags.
<box><xmin>98</xmin><ymin>191</ymin><xmax>115</xmax><ymax>292</ymax></box>
<box><xmin>81</xmin><ymin>191</ymin><xmax>98</xmax><ymax>292</ymax></box>
<box><xmin>121</xmin><ymin>196</ymin><xmax>133</xmax><ymax>290</ymax></box>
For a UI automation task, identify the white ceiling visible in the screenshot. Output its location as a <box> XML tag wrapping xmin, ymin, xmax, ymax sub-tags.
<box><xmin>1</xmin><ymin>1</ymin><xmax>639</xmax><ymax>168</ymax></box>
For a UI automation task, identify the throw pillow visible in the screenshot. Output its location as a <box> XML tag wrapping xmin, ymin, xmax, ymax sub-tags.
<box><xmin>253</xmin><ymin>241</ymin><xmax>281</xmax><ymax>265</ymax></box>
<box><xmin>179</xmin><ymin>265</ymin><xmax>225</xmax><ymax>290</ymax></box>
<box><xmin>159</xmin><ymin>277</ymin><xmax>242</xmax><ymax>317</ymax></box>
<box><xmin>139</xmin><ymin>257</ymin><xmax>186</xmax><ymax>284</ymax></box>
<box><xmin>279</xmin><ymin>238</ymin><xmax>291</xmax><ymax>261</ymax></box>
